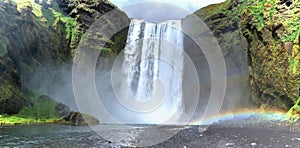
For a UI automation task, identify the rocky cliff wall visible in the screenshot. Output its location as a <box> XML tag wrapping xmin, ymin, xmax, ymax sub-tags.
<box><xmin>0</xmin><ymin>0</ymin><xmax>128</xmax><ymax>115</ymax></box>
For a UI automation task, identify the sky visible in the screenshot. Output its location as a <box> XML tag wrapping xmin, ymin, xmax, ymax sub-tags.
<box><xmin>110</xmin><ymin>0</ymin><xmax>226</xmax><ymax>22</ymax></box>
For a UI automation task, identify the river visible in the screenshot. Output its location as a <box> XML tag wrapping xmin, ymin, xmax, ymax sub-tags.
<box><xmin>1</xmin><ymin>118</ymin><xmax>299</xmax><ymax>147</ymax></box>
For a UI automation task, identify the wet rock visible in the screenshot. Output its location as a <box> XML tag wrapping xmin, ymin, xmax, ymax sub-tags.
<box><xmin>55</xmin><ymin>103</ymin><xmax>71</xmax><ymax>117</ymax></box>
<box><xmin>38</xmin><ymin>95</ymin><xmax>52</xmax><ymax>101</ymax></box>
<box><xmin>63</xmin><ymin>111</ymin><xmax>99</xmax><ymax>126</ymax></box>
<box><xmin>284</xmin><ymin>42</ymin><xmax>293</xmax><ymax>54</ymax></box>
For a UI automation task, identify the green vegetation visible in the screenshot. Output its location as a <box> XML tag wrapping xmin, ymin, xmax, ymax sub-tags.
<box><xmin>196</xmin><ymin>0</ymin><xmax>230</xmax><ymax>17</ymax></box>
<box><xmin>17</xmin><ymin>89</ymin><xmax>60</xmax><ymax>119</ymax></box>
<box><xmin>0</xmin><ymin>0</ymin><xmax>119</xmax><ymax>125</ymax></box>
<box><xmin>0</xmin><ymin>89</ymin><xmax>62</xmax><ymax>126</ymax></box>
<box><xmin>51</xmin><ymin>8</ymin><xmax>77</xmax><ymax>41</ymax></box>
<box><xmin>289</xmin><ymin>57</ymin><xmax>299</xmax><ymax>75</ymax></box>
<box><xmin>236</xmin><ymin>0</ymin><xmax>300</xmax><ymax>110</ymax></box>
<box><xmin>0</xmin><ymin>39</ymin><xmax>8</xmax><ymax>58</ymax></box>
<box><xmin>0</xmin><ymin>82</ymin><xmax>16</xmax><ymax>100</ymax></box>
<box><xmin>196</xmin><ymin>0</ymin><xmax>300</xmax><ymax>115</ymax></box>
<box><xmin>0</xmin><ymin>114</ymin><xmax>60</xmax><ymax>126</ymax></box>
<box><xmin>243</xmin><ymin>0</ymin><xmax>300</xmax><ymax>43</ymax></box>
<box><xmin>12</xmin><ymin>0</ymin><xmax>43</xmax><ymax>17</ymax></box>
<box><xmin>285</xmin><ymin>97</ymin><xmax>300</xmax><ymax>122</ymax></box>
<box><xmin>11</xmin><ymin>0</ymin><xmax>79</xmax><ymax>49</ymax></box>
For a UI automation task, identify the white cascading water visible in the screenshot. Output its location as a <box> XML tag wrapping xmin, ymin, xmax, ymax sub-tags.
<box><xmin>116</xmin><ymin>19</ymin><xmax>185</xmax><ymax>124</ymax></box>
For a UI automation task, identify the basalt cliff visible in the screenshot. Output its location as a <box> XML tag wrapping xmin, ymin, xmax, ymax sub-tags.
<box><xmin>0</xmin><ymin>0</ymin><xmax>299</xmax><ymax>122</ymax></box>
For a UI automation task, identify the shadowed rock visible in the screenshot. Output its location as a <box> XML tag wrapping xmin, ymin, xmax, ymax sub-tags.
<box><xmin>63</xmin><ymin>111</ymin><xmax>99</xmax><ymax>126</ymax></box>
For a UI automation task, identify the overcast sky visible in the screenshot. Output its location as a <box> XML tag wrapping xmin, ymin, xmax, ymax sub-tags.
<box><xmin>110</xmin><ymin>0</ymin><xmax>225</xmax><ymax>22</ymax></box>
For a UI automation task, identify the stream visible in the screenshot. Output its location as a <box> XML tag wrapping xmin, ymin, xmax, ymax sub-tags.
<box><xmin>1</xmin><ymin>119</ymin><xmax>299</xmax><ymax>147</ymax></box>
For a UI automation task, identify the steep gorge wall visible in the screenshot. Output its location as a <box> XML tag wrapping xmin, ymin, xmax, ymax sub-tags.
<box><xmin>0</xmin><ymin>0</ymin><xmax>128</xmax><ymax>114</ymax></box>
<box><xmin>186</xmin><ymin>0</ymin><xmax>300</xmax><ymax>111</ymax></box>
<box><xmin>182</xmin><ymin>0</ymin><xmax>250</xmax><ymax>112</ymax></box>
<box><xmin>0</xmin><ymin>1</ymin><xmax>69</xmax><ymax>114</ymax></box>
<box><xmin>241</xmin><ymin>0</ymin><xmax>300</xmax><ymax>110</ymax></box>
<box><xmin>1</xmin><ymin>0</ymin><xmax>299</xmax><ymax>115</ymax></box>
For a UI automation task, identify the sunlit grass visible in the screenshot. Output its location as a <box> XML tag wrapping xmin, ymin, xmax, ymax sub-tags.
<box><xmin>13</xmin><ymin>0</ymin><xmax>43</xmax><ymax>17</ymax></box>
<box><xmin>0</xmin><ymin>114</ymin><xmax>61</xmax><ymax>126</ymax></box>
<box><xmin>17</xmin><ymin>89</ymin><xmax>60</xmax><ymax>119</ymax></box>
<box><xmin>50</xmin><ymin>8</ymin><xmax>76</xmax><ymax>40</ymax></box>
<box><xmin>11</xmin><ymin>0</ymin><xmax>77</xmax><ymax>41</ymax></box>
<box><xmin>0</xmin><ymin>89</ymin><xmax>63</xmax><ymax>126</ymax></box>
<box><xmin>285</xmin><ymin>97</ymin><xmax>300</xmax><ymax>123</ymax></box>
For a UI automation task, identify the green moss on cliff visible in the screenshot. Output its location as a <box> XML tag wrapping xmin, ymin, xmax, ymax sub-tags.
<box><xmin>0</xmin><ymin>0</ymin><xmax>122</xmax><ymax>121</ymax></box>
<box><xmin>0</xmin><ymin>39</ymin><xmax>8</xmax><ymax>58</ymax></box>
<box><xmin>193</xmin><ymin>0</ymin><xmax>300</xmax><ymax>113</ymax></box>
<box><xmin>51</xmin><ymin>8</ymin><xmax>76</xmax><ymax>39</ymax></box>
<box><xmin>17</xmin><ymin>89</ymin><xmax>60</xmax><ymax>119</ymax></box>
<box><xmin>239</xmin><ymin>0</ymin><xmax>300</xmax><ymax>111</ymax></box>
<box><xmin>0</xmin><ymin>41</ymin><xmax>26</xmax><ymax>115</ymax></box>
<box><xmin>11</xmin><ymin>0</ymin><xmax>79</xmax><ymax>50</ymax></box>
<box><xmin>285</xmin><ymin>97</ymin><xmax>300</xmax><ymax>122</ymax></box>
<box><xmin>0</xmin><ymin>82</ymin><xmax>16</xmax><ymax>100</ymax></box>
<box><xmin>0</xmin><ymin>88</ymin><xmax>63</xmax><ymax>125</ymax></box>
<box><xmin>242</xmin><ymin>0</ymin><xmax>300</xmax><ymax>43</ymax></box>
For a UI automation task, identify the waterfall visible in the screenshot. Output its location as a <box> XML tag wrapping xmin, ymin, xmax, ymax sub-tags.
<box><xmin>115</xmin><ymin>19</ymin><xmax>185</xmax><ymax>124</ymax></box>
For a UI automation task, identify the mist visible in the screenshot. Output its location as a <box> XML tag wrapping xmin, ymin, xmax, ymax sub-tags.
<box><xmin>110</xmin><ymin>0</ymin><xmax>226</xmax><ymax>22</ymax></box>
<box><xmin>21</xmin><ymin>63</ymin><xmax>78</xmax><ymax>111</ymax></box>
<box><xmin>119</xmin><ymin>3</ymin><xmax>191</xmax><ymax>22</ymax></box>
<box><xmin>21</xmin><ymin>0</ymin><xmax>248</xmax><ymax>125</ymax></box>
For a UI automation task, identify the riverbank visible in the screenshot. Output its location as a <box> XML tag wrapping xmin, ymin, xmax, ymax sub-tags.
<box><xmin>0</xmin><ymin>112</ymin><xmax>99</xmax><ymax>127</ymax></box>
<box><xmin>0</xmin><ymin>119</ymin><xmax>299</xmax><ymax>147</ymax></box>
<box><xmin>0</xmin><ymin>89</ymin><xmax>99</xmax><ymax>126</ymax></box>
<box><xmin>0</xmin><ymin>114</ymin><xmax>65</xmax><ymax>126</ymax></box>
<box><xmin>0</xmin><ymin>88</ymin><xmax>70</xmax><ymax>126</ymax></box>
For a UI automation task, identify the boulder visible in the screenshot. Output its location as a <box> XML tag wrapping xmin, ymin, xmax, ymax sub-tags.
<box><xmin>55</xmin><ymin>103</ymin><xmax>71</xmax><ymax>117</ymax></box>
<box><xmin>63</xmin><ymin>111</ymin><xmax>99</xmax><ymax>126</ymax></box>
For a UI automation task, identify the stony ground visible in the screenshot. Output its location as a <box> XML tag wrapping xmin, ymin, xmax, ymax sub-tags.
<box><xmin>1</xmin><ymin>118</ymin><xmax>299</xmax><ymax>148</ymax></box>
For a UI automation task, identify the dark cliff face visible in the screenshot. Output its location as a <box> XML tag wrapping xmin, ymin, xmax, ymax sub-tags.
<box><xmin>0</xmin><ymin>0</ymin><xmax>127</xmax><ymax>115</ymax></box>
<box><xmin>0</xmin><ymin>45</ymin><xmax>26</xmax><ymax>114</ymax></box>
<box><xmin>56</xmin><ymin>0</ymin><xmax>117</xmax><ymax>31</ymax></box>
<box><xmin>58</xmin><ymin>0</ymin><xmax>129</xmax><ymax>55</ymax></box>
<box><xmin>185</xmin><ymin>0</ymin><xmax>300</xmax><ymax>111</ymax></box>
<box><xmin>1</xmin><ymin>0</ymin><xmax>298</xmax><ymax>116</ymax></box>
<box><xmin>182</xmin><ymin>0</ymin><xmax>250</xmax><ymax>112</ymax></box>
<box><xmin>0</xmin><ymin>1</ymin><xmax>77</xmax><ymax>114</ymax></box>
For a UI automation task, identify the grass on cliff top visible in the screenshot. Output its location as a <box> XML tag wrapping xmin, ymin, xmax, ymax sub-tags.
<box><xmin>10</xmin><ymin>0</ymin><xmax>77</xmax><ymax>41</ymax></box>
<box><xmin>198</xmin><ymin>0</ymin><xmax>300</xmax><ymax>44</ymax></box>
<box><xmin>195</xmin><ymin>0</ymin><xmax>230</xmax><ymax>17</ymax></box>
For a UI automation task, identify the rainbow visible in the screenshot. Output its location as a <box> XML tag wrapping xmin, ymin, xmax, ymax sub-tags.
<box><xmin>189</xmin><ymin>109</ymin><xmax>287</xmax><ymax>125</ymax></box>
